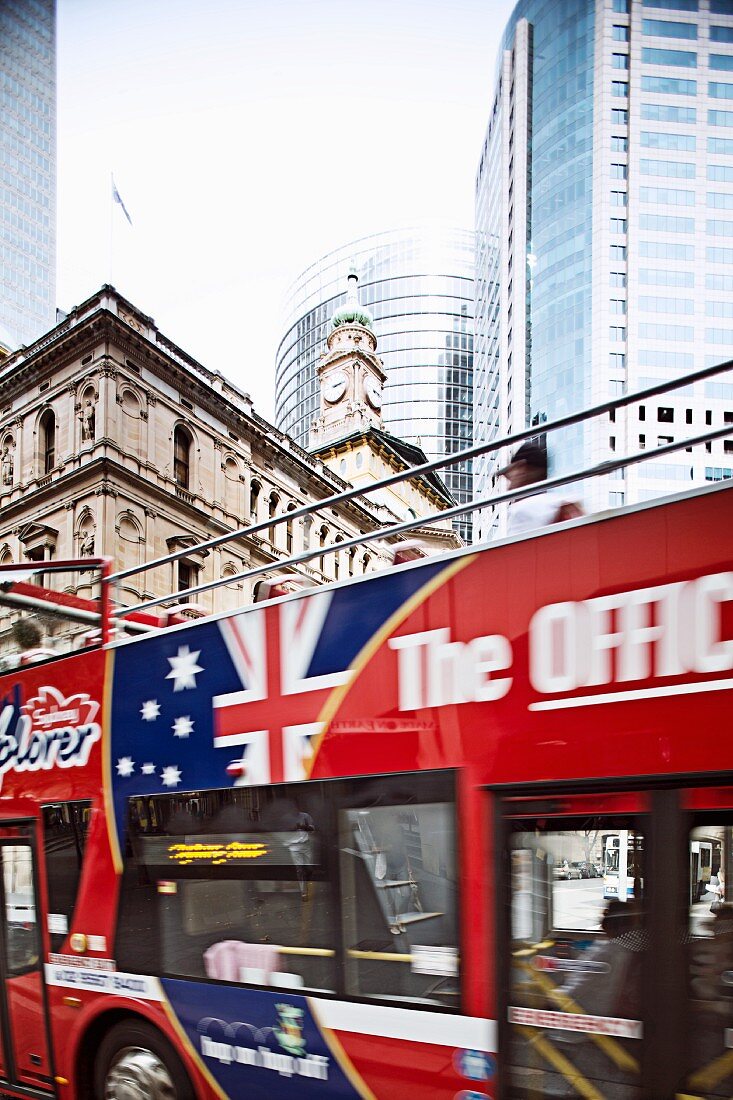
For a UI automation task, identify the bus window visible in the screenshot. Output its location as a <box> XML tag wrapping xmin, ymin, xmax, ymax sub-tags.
<box><xmin>505</xmin><ymin>815</ymin><xmax>645</xmax><ymax>1100</ymax></box>
<box><xmin>117</xmin><ymin>785</ymin><xmax>338</xmax><ymax>994</ymax></box>
<box><xmin>683</xmin><ymin>818</ymin><xmax>733</xmax><ymax>1098</ymax></box>
<box><xmin>338</xmin><ymin>773</ymin><xmax>458</xmax><ymax>1008</ymax></box>
<box><xmin>2</xmin><ymin>843</ymin><xmax>38</xmax><ymax>975</ymax></box>
<box><xmin>42</xmin><ymin>801</ymin><xmax>92</xmax><ymax>952</ymax></box>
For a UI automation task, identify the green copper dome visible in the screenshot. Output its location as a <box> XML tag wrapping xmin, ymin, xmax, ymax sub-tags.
<box><xmin>331</xmin><ymin>267</ymin><xmax>373</xmax><ymax>330</ymax></box>
<box><xmin>331</xmin><ymin>304</ymin><xmax>374</xmax><ymax>330</ymax></box>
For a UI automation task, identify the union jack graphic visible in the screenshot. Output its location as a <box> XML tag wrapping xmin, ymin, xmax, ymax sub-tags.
<box><xmin>213</xmin><ymin>591</ymin><xmax>350</xmax><ymax>784</ymax></box>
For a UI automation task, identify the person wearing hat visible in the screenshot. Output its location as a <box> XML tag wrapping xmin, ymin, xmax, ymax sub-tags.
<box><xmin>499</xmin><ymin>441</ymin><xmax>583</xmax><ymax>535</ymax></box>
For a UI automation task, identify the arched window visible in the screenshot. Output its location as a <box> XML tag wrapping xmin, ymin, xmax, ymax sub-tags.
<box><xmin>249</xmin><ymin>479</ymin><xmax>261</xmax><ymax>520</ymax></box>
<box><xmin>268</xmin><ymin>492</ymin><xmax>280</xmax><ymax>545</ymax></box>
<box><xmin>318</xmin><ymin>525</ymin><xmax>329</xmax><ymax>574</ymax></box>
<box><xmin>173</xmin><ymin>426</ymin><xmax>191</xmax><ymax>489</ymax></box>
<box><xmin>362</xmin><ymin>552</ymin><xmax>371</xmax><ymax>575</ymax></box>
<box><xmin>334</xmin><ymin>534</ymin><xmax>344</xmax><ymax>580</ymax></box>
<box><xmin>286</xmin><ymin>502</ymin><xmax>296</xmax><ymax>555</ymax></box>
<box><xmin>40</xmin><ymin>410</ymin><xmax>55</xmax><ymax>475</ymax></box>
<box><xmin>348</xmin><ymin>546</ymin><xmax>357</xmax><ymax>577</ymax></box>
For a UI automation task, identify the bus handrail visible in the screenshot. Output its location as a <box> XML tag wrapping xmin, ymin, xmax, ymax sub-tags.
<box><xmin>105</xmin><ymin>356</ymin><xmax>733</xmax><ymax>586</ymax></box>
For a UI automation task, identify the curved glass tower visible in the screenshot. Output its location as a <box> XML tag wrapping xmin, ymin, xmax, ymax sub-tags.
<box><xmin>475</xmin><ymin>0</ymin><xmax>733</xmax><ymax>539</ymax></box>
<box><xmin>275</xmin><ymin>227</ymin><xmax>475</xmax><ymax>540</ymax></box>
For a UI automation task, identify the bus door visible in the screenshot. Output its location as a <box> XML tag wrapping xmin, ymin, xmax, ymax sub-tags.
<box><xmin>498</xmin><ymin>790</ymin><xmax>651</xmax><ymax>1100</ymax></box>
<box><xmin>0</xmin><ymin>821</ymin><xmax>54</xmax><ymax>1093</ymax></box>
<box><xmin>681</xmin><ymin>786</ymin><xmax>733</xmax><ymax>1100</ymax></box>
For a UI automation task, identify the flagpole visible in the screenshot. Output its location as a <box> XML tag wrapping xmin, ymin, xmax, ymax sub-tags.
<box><xmin>108</xmin><ymin>171</ymin><xmax>114</xmax><ymax>286</ymax></box>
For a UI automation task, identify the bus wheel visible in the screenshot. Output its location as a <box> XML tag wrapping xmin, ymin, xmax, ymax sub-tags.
<box><xmin>94</xmin><ymin>1019</ymin><xmax>194</xmax><ymax>1100</ymax></box>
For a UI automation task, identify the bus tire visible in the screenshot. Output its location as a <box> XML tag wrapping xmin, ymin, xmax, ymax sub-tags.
<box><xmin>93</xmin><ymin>1018</ymin><xmax>194</xmax><ymax>1100</ymax></box>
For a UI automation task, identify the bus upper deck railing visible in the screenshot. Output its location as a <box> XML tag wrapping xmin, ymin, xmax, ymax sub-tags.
<box><xmin>0</xmin><ymin>357</ymin><xmax>730</xmax><ymax>656</ymax></box>
<box><xmin>106</xmin><ymin>356</ymin><xmax>733</xmax><ymax>617</ymax></box>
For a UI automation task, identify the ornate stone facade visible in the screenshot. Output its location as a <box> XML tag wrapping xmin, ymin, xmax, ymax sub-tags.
<box><xmin>0</xmin><ymin>286</ymin><xmax>458</xmax><ymax>615</ymax></box>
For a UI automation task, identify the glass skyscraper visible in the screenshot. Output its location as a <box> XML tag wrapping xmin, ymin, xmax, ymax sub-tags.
<box><xmin>0</xmin><ymin>0</ymin><xmax>56</xmax><ymax>350</ymax></box>
<box><xmin>475</xmin><ymin>0</ymin><xmax>733</xmax><ymax>540</ymax></box>
<box><xmin>276</xmin><ymin>227</ymin><xmax>475</xmax><ymax>540</ymax></box>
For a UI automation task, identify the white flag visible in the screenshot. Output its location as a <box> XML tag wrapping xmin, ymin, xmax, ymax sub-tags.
<box><xmin>111</xmin><ymin>176</ymin><xmax>132</xmax><ymax>226</ymax></box>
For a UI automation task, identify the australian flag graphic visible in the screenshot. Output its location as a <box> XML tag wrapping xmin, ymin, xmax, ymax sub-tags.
<box><xmin>109</xmin><ymin>560</ymin><xmax>448</xmax><ymax>844</ymax></box>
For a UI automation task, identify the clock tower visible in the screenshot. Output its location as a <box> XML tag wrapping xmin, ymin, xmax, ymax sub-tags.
<box><xmin>309</xmin><ymin>268</ymin><xmax>386</xmax><ymax>450</ymax></box>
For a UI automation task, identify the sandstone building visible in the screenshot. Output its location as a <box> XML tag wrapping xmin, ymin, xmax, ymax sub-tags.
<box><xmin>0</xmin><ymin>285</ymin><xmax>458</xmax><ymax>619</ymax></box>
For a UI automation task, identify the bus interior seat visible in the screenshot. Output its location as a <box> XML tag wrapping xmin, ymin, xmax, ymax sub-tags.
<box><xmin>203</xmin><ymin>939</ymin><xmax>282</xmax><ymax>983</ymax></box>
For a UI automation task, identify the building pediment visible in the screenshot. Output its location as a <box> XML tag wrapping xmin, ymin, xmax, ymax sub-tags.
<box><xmin>166</xmin><ymin>534</ymin><xmax>210</xmax><ymax>563</ymax></box>
<box><xmin>18</xmin><ymin>522</ymin><xmax>58</xmax><ymax>551</ymax></box>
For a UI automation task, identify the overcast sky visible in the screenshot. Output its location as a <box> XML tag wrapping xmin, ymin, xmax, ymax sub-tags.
<box><xmin>57</xmin><ymin>0</ymin><xmax>516</xmax><ymax>419</ymax></box>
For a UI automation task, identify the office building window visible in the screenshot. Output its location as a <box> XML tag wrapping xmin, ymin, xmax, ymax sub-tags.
<box><xmin>613</xmin><ymin>25</ymin><xmax>630</xmax><ymax>42</ymax></box>
<box><xmin>707</xmin><ymin>246</ymin><xmax>733</xmax><ymax>263</ymax></box>
<box><xmin>642</xmin><ymin>18</ymin><xmax>697</xmax><ymax>38</ymax></box>
<box><xmin>640</xmin><ymin>268</ymin><xmax>694</xmax><ymax>287</ymax></box>
<box><xmin>610</xmin><ymin>326</ymin><xmax>627</xmax><ymax>341</ymax></box>
<box><xmin>641</xmin><ymin>47</ymin><xmax>696</xmax><ymax>66</ymax></box>
<box><xmin>611</xmin><ymin>190</ymin><xmax>628</xmax><ymax>206</ymax></box>
<box><xmin>610</xmin><ymin>272</ymin><xmax>627</xmax><ymax>287</ymax></box>
<box><xmin>640</xmin><ymin>185</ymin><xmax>695</xmax><ymax>205</ymax></box>
<box><xmin>641</xmin><ymin>158</ymin><xmax>695</xmax><ymax>178</ymax></box>
<box><xmin>640</xmin><ymin>240</ymin><xmax>694</xmax><ymax>259</ymax></box>
<box><xmin>642</xmin><ymin>0</ymin><xmax>697</xmax><ymax>9</ymax></box>
<box><xmin>640</xmin><ymin>295</ymin><xmax>694</xmax><ymax>314</ymax></box>
<box><xmin>611</xmin><ymin>163</ymin><xmax>628</xmax><ymax>179</ymax></box>
<box><xmin>611</xmin><ymin>136</ymin><xmax>628</xmax><ymax>152</ymax></box>
<box><xmin>707</xmin><ymin>272</ymin><xmax>733</xmax><ymax>290</ymax></box>
<box><xmin>610</xmin><ymin>299</ymin><xmax>627</xmax><ymax>314</ymax></box>
<box><xmin>639</xmin><ymin>322</ymin><xmax>694</xmax><ymax>340</ymax></box>
<box><xmin>708</xmin><ymin>163</ymin><xmax>733</xmax><ymax>181</ymax></box>
<box><xmin>641</xmin><ymin>75</ymin><xmax>697</xmax><ymax>94</ymax></box>
<box><xmin>708</xmin><ymin>192</ymin><xmax>733</xmax><ymax>209</ymax></box>
<box><xmin>612</xmin><ymin>81</ymin><xmax>629</xmax><ymax>97</ymax></box>
<box><xmin>709</xmin><ymin>110</ymin><xmax>733</xmax><ymax>126</ymax></box>
<box><xmin>641</xmin><ymin>130</ymin><xmax>696</xmax><ymax>151</ymax></box>
<box><xmin>711</xmin><ymin>26</ymin><xmax>733</xmax><ymax>43</ymax></box>
<box><xmin>711</xmin><ymin>54</ymin><xmax>733</xmax><ymax>71</ymax></box>
<box><xmin>639</xmin><ymin>213</ymin><xmax>694</xmax><ymax>232</ymax></box>
<box><xmin>642</xmin><ymin>103</ymin><xmax>697</xmax><ymax>122</ymax></box>
<box><xmin>610</xmin><ymin>245</ymin><xmax>628</xmax><ymax>260</ymax></box>
<box><xmin>709</xmin><ymin>136</ymin><xmax>733</xmax><ymax>154</ymax></box>
<box><xmin>612</xmin><ymin>53</ymin><xmax>629</xmax><ymax>69</ymax></box>
<box><xmin>707</xmin><ymin>218</ymin><xmax>733</xmax><ymax>235</ymax></box>
<box><xmin>710</xmin><ymin>81</ymin><xmax>733</xmax><ymax>98</ymax></box>
<box><xmin>611</xmin><ymin>218</ymin><xmax>627</xmax><ymax>234</ymax></box>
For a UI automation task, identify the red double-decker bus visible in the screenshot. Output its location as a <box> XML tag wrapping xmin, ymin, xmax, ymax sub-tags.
<box><xmin>0</xmin><ymin>462</ymin><xmax>731</xmax><ymax>1097</ymax></box>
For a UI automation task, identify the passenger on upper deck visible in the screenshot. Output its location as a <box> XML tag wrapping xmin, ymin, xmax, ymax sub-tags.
<box><xmin>499</xmin><ymin>442</ymin><xmax>583</xmax><ymax>535</ymax></box>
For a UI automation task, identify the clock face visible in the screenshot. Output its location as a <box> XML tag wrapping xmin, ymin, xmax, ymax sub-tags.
<box><xmin>364</xmin><ymin>375</ymin><xmax>382</xmax><ymax>410</ymax></box>
<box><xmin>324</xmin><ymin>371</ymin><xmax>347</xmax><ymax>404</ymax></box>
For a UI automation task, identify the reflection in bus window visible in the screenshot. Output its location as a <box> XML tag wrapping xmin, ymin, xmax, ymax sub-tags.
<box><xmin>603</xmin><ymin>830</ymin><xmax>644</xmax><ymax>903</ymax></box>
<box><xmin>118</xmin><ymin>786</ymin><xmax>337</xmax><ymax>994</ymax></box>
<box><xmin>42</xmin><ymin>801</ymin><xmax>92</xmax><ymax>952</ymax></box>
<box><xmin>339</xmin><ymin>799</ymin><xmax>458</xmax><ymax>1007</ymax></box>
<box><xmin>507</xmin><ymin>819</ymin><xmax>645</xmax><ymax>1100</ymax></box>
<box><xmin>684</xmin><ymin>821</ymin><xmax>733</xmax><ymax>1099</ymax></box>
<box><xmin>115</xmin><ymin>770</ymin><xmax>459</xmax><ymax>1009</ymax></box>
<box><xmin>3</xmin><ymin>844</ymin><xmax>39</xmax><ymax>976</ymax></box>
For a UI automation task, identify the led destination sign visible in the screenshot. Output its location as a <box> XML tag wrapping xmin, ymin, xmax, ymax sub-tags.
<box><xmin>138</xmin><ymin>833</ymin><xmax>317</xmax><ymax>870</ymax></box>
